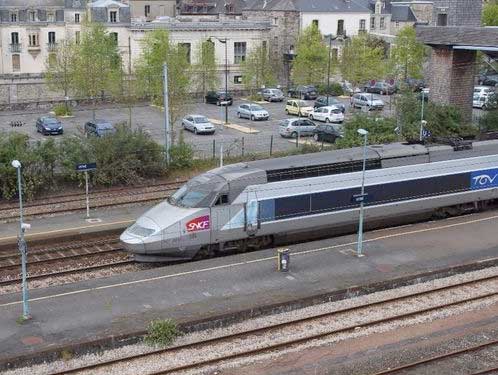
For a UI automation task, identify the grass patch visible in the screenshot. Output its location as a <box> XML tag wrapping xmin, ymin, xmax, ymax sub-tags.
<box><xmin>144</xmin><ymin>319</ymin><xmax>182</xmax><ymax>347</ymax></box>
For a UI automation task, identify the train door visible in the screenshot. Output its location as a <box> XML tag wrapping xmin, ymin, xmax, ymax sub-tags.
<box><xmin>245</xmin><ymin>190</ymin><xmax>259</xmax><ymax>236</ymax></box>
<box><xmin>210</xmin><ymin>193</ymin><xmax>232</xmax><ymax>243</ymax></box>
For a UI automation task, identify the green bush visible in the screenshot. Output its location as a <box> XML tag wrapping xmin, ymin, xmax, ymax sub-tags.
<box><xmin>335</xmin><ymin>114</ymin><xmax>397</xmax><ymax>149</ymax></box>
<box><xmin>170</xmin><ymin>132</ymin><xmax>194</xmax><ymax>169</ymax></box>
<box><xmin>144</xmin><ymin>319</ymin><xmax>181</xmax><ymax>347</ymax></box>
<box><xmin>53</xmin><ymin>104</ymin><xmax>72</xmax><ymax>117</ymax></box>
<box><xmin>478</xmin><ymin>110</ymin><xmax>498</xmax><ymax>132</ymax></box>
<box><xmin>317</xmin><ymin>82</ymin><xmax>344</xmax><ymax>97</ymax></box>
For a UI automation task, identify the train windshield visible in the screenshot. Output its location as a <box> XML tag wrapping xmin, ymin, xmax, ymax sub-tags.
<box><xmin>169</xmin><ymin>175</ymin><xmax>219</xmax><ymax>208</ymax></box>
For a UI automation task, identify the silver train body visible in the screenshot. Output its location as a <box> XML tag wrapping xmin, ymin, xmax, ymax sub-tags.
<box><xmin>120</xmin><ymin>141</ymin><xmax>498</xmax><ymax>262</ymax></box>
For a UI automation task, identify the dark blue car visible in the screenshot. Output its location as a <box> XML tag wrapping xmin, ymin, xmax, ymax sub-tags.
<box><xmin>84</xmin><ymin>120</ymin><xmax>116</xmax><ymax>137</ymax></box>
<box><xmin>36</xmin><ymin>117</ymin><xmax>63</xmax><ymax>135</ymax></box>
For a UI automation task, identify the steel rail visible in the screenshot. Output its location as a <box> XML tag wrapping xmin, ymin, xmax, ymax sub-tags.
<box><xmin>50</xmin><ymin>273</ymin><xmax>498</xmax><ymax>375</ymax></box>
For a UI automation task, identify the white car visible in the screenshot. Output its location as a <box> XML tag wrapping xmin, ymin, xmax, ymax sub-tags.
<box><xmin>351</xmin><ymin>93</ymin><xmax>385</xmax><ymax>110</ymax></box>
<box><xmin>237</xmin><ymin>103</ymin><xmax>269</xmax><ymax>120</ymax></box>
<box><xmin>473</xmin><ymin>93</ymin><xmax>487</xmax><ymax>109</ymax></box>
<box><xmin>474</xmin><ymin>85</ymin><xmax>495</xmax><ymax>97</ymax></box>
<box><xmin>181</xmin><ymin>115</ymin><xmax>215</xmax><ymax>135</ymax></box>
<box><xmin>309</xmin><ymin>106</ymin><xmax>344</xmax><ymax>123</ymax></box>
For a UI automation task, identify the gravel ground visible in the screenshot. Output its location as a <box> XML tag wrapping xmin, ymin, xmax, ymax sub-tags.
<box><xmin>5</xmin><ymin>265</ymin><xmax>498</xmax><ymax>375</ymax></box>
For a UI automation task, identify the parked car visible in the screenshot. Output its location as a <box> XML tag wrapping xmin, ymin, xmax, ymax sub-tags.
<box><xmin>260</xmin><ymin>88</ymin><xmax>284</xmax><ymax>102</ymax></box>
<box><xmin>36</xmin><ymin>117</ymin><xmax>63</xmax><ymax>135</ymax></box>
<box><xmin>287</xmin><ymin>85</ymin><xmax>318</xmax><ymax>100</ymax></box>
<box><xmin>363</xmin><ymin>81</ymin><xmax>396</xmax><ymax>95</ymax></box>
<box><xmin>479</xmin><ymin>72</ymin><xmax>498</xmax><ymax>86</ymax></box>
<box><xmin>314</xmin><ymin>96</ymin><xmax>346</xmax><ymax>113</ymax></box>
<box><xmin>483</xmin><ymin>93</ymin><xmax>498</xmax><ymax>110</ymax></box>
<box><xmin>404</xmin><ymin>78</ymin><xmax>426</xmax><ymax>92</ymax></box>
<box><xmin>474</xmin><ymin>85</ymin><xmax>495</xmax><ymax>97</ymax></box>
<box><xmin>351</xmin><ymin>93</ymin><xmax>385</xmax><ymax>110</ymax></box>
<box><xmin>205</xmin><ymin>91</ymin><xmax>233</xmax><ymax>106</ymax></box>
<box><xmin>473</xmin><ymin>93</ymin><xmax>487</xmax><ymax>109</ymax></box>
<box><xmin>237</xmin><ymin>103</ymin><xmax>269</xmax><ymax>121</ymax></box>
<box><xmin>312</xmin><ymin>124</ymin><xmax>343</xmax><ymax>143</ymax></box>
<box><xmin>278</xmin><ymin>118</ymin><xmax>316</xmax><ymax>138</ymax></box>
<box><xmin>285</xmin><ymin>99</ymin><xmax>314</xmax><ymax>117</ymax></box>
<box><xmin>84</xmin><ymin>120</ymin><xmax>116</xmax><ymax>137</ymax></box>
<box><xmin>341</xmin><ymin>81</ymin><xmax>361</xmax><ymax>96</ymax></box>
<box><xmin>181</xmin><ymin>115</ymin><xmax>215</xmax><ymax>134</ymax></box>
<box><xmin>309</xmin><ymin>106</ymin><xmax>344</xmax><ymax>123</ymax></box>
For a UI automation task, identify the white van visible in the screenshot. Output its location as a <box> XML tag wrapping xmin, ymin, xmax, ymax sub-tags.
<box><xmin>474</xmin><ymin>86</ymin><xmax>495</xmax><ymax>97</ymax></box>
<box><xmin>473</xmin><ymin>93</ymin><xmax>487</xmax><ymax>109</ymax></box>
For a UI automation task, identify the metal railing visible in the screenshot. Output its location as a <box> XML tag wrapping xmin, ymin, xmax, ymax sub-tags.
<box><xmin>9</xmin><ymin>43</ymin><xmax>21</xmax><ymax>53</ymax></box>
<box><xmin>47</xmin><ymin>42</ymin><xmax>58</xmax><ymax>52</ymax></box>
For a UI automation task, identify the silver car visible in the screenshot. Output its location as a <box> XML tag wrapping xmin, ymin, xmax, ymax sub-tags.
<box><xmin>351</xmin><ymin>93</ymin><xmax>385</xmax><ymax>110</ymax></box>
<box><xmin>261</xmin><ymin>88</ymin><xmax>285</xmax><ymax>102</ymax></box>
<box><xmin>237</xmin><ymin>103</ymin><xmax>270</xmax><ymax>121</ymax></box>
<box><xmin>181</xmin><ymin>115</ymin><xmax>216</xmax><ymax>135</ymax></box>
<box><xmin>278</xmin><ymin>118</ymin><xmax>316</xmax><ymax>138</ymax></box>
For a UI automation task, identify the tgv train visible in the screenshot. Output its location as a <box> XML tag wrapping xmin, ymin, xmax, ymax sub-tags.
<box><xmin>120</xmin><ymin>141</ymin><xmax>498</xmax><ymax>262</ymax></box>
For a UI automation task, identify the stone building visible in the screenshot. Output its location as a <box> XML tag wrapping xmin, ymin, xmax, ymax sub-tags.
<box><xmin>129</xmin><ymin>0</ymin><xmax>177</xmax><ymax>21</ymax></box>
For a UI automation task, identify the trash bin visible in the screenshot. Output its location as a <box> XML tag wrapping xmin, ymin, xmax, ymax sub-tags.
<box><xmin>277</xmin><ymin>248</ymin><xmax>290</xmax><ymax>272</ymax></box>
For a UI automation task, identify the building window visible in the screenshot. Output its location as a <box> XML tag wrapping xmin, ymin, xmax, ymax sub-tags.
<box><xmin>312</xmin><ymin>19</ymin><xmax>318</xmax><ymax>28</ymax></box>
<box><xmin>109</xmin><ymin>11</ymin><xmax>117</xmax><ymax>23</ymax></box>
<box><xmin>234</xmin><ymin>42</ymin><xmax>246</xmax><ymax>64</ymax></box>
<box><xmin>110</xmin><ymin>32</ymin><xmax>118</xmax><ymax>45</ymax></box>
<box><xmin>48</xmin><ymin>53</ymin><xmax>57</xmax><ymax>67</ymax></box>
<box><xmin>395</xmin><ymin>21</ymin><xmax>399</xmax><ymax>27</ymax></box>
<box><xmin>75</xmin><ymin>13</ymin><xmax>80</xmax><ymax>23</ymax></box>
<box><xmin>12</xmin><ymin>54</ymin><xmax>20</xmax><ymax>72</ymax></box>
<box><xmin>48</xmin><ymin>31</ymin><xmax>56</xmax><ymax>44</ymax></box>
<box><xmin>234</xmin><ymin>75</ymin><xmax>243</xmax><ymax>84</ymax></box>
<box><xmin>11</xmin><ymin>32</ymin><xmax>19</xmax><ymax>45</ymax></box>
<box><xmin>262</xmin><ymin>40</ymin><xmax>267</xmax><ymax>51</ymax></box>
<box><xmin>145</xmin><ymin>5</ymin><xmax>150</xmax><ymax>16</ymax></box>
<box><xmin>359</xmin><ymin>19</ymin><xmax>366</xmax><ymax>31</ymax></box>
<box><xmin>179</xmin><ymin>43</ymin><xmax>191</xmax><ymax>64</ymax></box>
<box><xmin>273</xmin><ymin>17</ymin><xmax>278</xmax><ymax>25</ymax></box>
<box><xmin>29</xmin><ymin>11</ymin><xmax>36</xmax><ymax>21</ymax></box>
<box><xmin>337</xmin><ymin>19</ymin><xmax>344</xmax><ymax>35</ymax></box>
<box><xmin>370</xmin><ymin>16</ymin><xmax>375</xmax><ymax>29</ymax></box>
<box><xmin>437</xmin><ymin>13</ymin><xmax>447</xmax><ymax>26</ymax></box>
<box><xmin>29</xmin><ymin>33</ymin><xmax>39</xmax><ymax>46</ymax></box>
<box><xmin>75</xmin><ymin>31</ymin><xmax>80</xmax><ymax>44</ymax></box>
<box><xmin>10</xmin><ymin>12</ymin><xmax>17</xmax><ymax>22</ymax></box>
<box><xmin>380</xmin><ymin>17</ymin><xmax>385</xmax><ymax>29</ymax></box>
<box><xmin>47</xmin><ymin>12</ymin><xmax>55</xmax><ymax>22</ymax></box>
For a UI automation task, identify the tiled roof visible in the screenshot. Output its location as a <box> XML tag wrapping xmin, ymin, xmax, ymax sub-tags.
<box><xmin>245</xmin><ymin>0</ymin><xmax>371</xmax><ymax>12</ymax></box>
<box><xmin>132</xmin><ymin>18</ymin><xmax>272</xmax><ymax>30</ymax></box>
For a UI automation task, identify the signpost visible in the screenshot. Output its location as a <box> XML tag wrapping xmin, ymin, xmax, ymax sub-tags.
<box><xmin>76</xmin><ymin>163</ymin><xmax>97</xmax><ymax>218</ymax></box>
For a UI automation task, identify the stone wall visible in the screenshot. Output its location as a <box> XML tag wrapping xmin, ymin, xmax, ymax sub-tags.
<box><xmin>0</xmin><ymin>75</ymin><xmax>64</xmax><ymax>109</ymax></box>
<box><xmin>409</xmin><ymin>2</ymin><xmax>433</xmax><ymax>24</ymax></box>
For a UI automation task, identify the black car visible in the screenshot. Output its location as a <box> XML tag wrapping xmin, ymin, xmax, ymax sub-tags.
<box><xmin>314</xmin><ymin>96</ymin><xmax>346</xmax><ymax>113</ymax></box>
<box><xmin>205</xmin><ymin>91</ymin><xmax>233</xmax><ymax>106</ymax></box>
<box><xmin>36</xmin><ymin>117</ymin><xmax>63</xmax><ymax>135</ymax></box>
<box><xmin>288</xmin><ymin>85</ymin><xmax>318</xmax><ymax>100</ymax></box>
<box><xmin>363</xmin><ymin>81</ymin><xmax>396</xmax><ymax>95</ymax></box>
<box><xmin>84</xmin><ymin>120</ymin><xmax>116</xmax><ymax>137</ymax></box>
<box><xmin>404</xmin><ymin>78</ymin><xmax>425</xmax><ymax>92</ymax></box>
<box><xmin>312</xmin><ymin>124</ymin><xmax>343</xmax><ymax>143</ymax></box>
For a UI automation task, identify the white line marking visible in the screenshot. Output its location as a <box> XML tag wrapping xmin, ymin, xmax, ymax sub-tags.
<box><xmin>1</xmin><ymin>213</ymin><xmax>497</xmax><ymax>308</ymax></box>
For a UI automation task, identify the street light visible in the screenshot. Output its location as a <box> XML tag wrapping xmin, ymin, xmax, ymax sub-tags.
<box><xmin>209</xmin><ymin>37</ymin><xmax>229</xmax><ymax>125</ymax></box>
<box><xmin>325</xmin><ymin>34</ymin><xmax>343</xmax><ymax>105</ymax></box>
<box><xmin>356</xmin><ymin>129</ymin><xmax>368</xmax><ymax>258</ymax></box>
<box><xmin>11</xmin><ymin>160</ymin><xmax>31</xmax><ymax>320</ymax></box>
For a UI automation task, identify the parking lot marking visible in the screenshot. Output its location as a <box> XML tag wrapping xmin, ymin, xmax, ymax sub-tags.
<box><xmin>208</xmin><ymin>119</ymin><xmax>260</xmax><ymax>134</ymax></box>
<box><xmin>287</xmin><ymin>138</ymin><xmax>329</xmax><ymax>146</ymax></box>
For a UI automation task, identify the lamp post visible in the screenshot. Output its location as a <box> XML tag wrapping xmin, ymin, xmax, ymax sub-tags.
<box><xmin>356</xmin><ymin>129</ymin><xmax>369</xmax><ymax>257</ymax></box>
<box><xmin>419</xmin><ymin>90</ymin><xmax>426</xmax><ymax>142</ymax></box>
<box><xmin>325</xmin><ymin>34</ymin><xmax>343</xmax><ymax>105</ymax></box>
<box><xmin>209</xmin><ymin>37</ymin><xmax>229</xmax><ymax>125</ymax></box>
<box><xmin>11</xmin><ymin>160</ymin><xmax>30</xmax><ymax>320</ymax></box>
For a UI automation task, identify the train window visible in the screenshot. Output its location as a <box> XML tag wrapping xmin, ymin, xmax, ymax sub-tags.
<box><xmin>214</xmin><ymin>194</ymin><xmax>228</xmax><ymax>206</ymax></box>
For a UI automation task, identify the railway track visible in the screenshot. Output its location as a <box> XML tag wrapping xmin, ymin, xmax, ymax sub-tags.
<box><xmin>0</xmin><ymin>180</ymin><xmax>186</xmax><ymax>220</ymax></box>
<box><xmin>49</xmin><ymin>271</ymin><xmax>498</xmax><ymax>375</ymax></box>
<box><xmin>0</xmin><ymin>237</ymin><xmax>131</xmax><ymax>288</ymax></box>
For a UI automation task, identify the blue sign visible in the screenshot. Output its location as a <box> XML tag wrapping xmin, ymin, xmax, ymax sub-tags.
<box><xmin>75</xmin><ymin>163</ymin><xmax>97</xmax><ymax>172</ymax></box>
<box><xmin>470</xmin><ymin>168</ymin><xmax>498</xmax><ymax>190</ymax></box>
<box><xmin>352</xmin><ymin>193</ymin><xmax>369</xmax><ymax>203</ymax></box>
<box><xmin>422</xmin><ymin>129</ymin><xmax>432</xmax><ymax>138</ymax></box>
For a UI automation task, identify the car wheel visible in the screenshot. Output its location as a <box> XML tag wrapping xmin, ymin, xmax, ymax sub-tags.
<box><xmin>285</xmin><ymin>108</ymin><xmax>289</xmax><ymax>114</ymax></box>
<box><xmin>251</xmin><ymin>115</ymin><xmax>255</xmax><ymax>121</ymax></box>
<box><xmin>237</xmin><ymin>112</ymin><xmax>241</xmax><ymax>118</ymax></box>
<box><xmin>194</xmin><ymin>128</ymin><xmax>198</xmax><ymax>134</ymax></box>
<box><xmin>216</xmin><ymin>100</ymin><xmax>221</xmax><ymax>106</ymax></box>
<box><xmin>291</xmin><ymin>131</ymin><xmax>298</xmax><ymax>138</ymax></box>
<box><xmin>309</xmin><ymin>115</ymin><xmax>314</xmax><ymax>120</ymax></box>
<box><xmin>325</xmin><ymin>118</ymin><xmax>330</xmax><ymax>123</ymax></box>
<box><xmin>313</xmin><ymin>133</ymin><xmax>320</xmax><ymax>142</ymax></box>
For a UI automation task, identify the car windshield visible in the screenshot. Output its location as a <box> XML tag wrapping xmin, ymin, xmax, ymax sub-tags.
<box><xmin>271</xmin><ymin>89</ymin><xmax>283</xmax><ymax>95</ymax></box>
<box><xmin>250</xmin><ymin>105</ymin><xmax>263</xmax><ymax>111</ymax></box>
<box><xmin>279</xmin><ymin>119</ymin><xmax>291</xmax><ymax>127</ymax></box>
<box><xmin>194</xmin><ymin>117</ymin><xmax>209</xmax><ymax>123</ymax></box>
<box><xmin>328</xmin><ymin>98</ymin><xmax>339</xmax><ymax>104</ymax></box>
<box><xmin>296</xmin><ymin>100</ymin><xmax>307</xmax><ymax>106</ymax></box>
<box><xmin>97</xmin><ymin>122</ymin><xmax>113</xmax><ymax>129</ymax></box>
<box><xmin>44</xmin><ymin>118</ymin><xmax>59</xmax><ymax>124</ymax></box>
<box><xmin>331</xmin><ymin>108</ymin><xmax>341</xmax><ymax>114</ymax></box>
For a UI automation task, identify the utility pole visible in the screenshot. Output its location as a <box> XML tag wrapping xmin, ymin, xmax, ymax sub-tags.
<box><xmin>163</xmin><ymin>63</ymin><xmax>171</xmax><ymax>165</ymax></box>
<box><xmin>128</xmin><ymin>36</ymin><xmax>132</xmax><ymax>129</ymax></box>
<box><xmin>224</xmin><ymin>39</ymin><xmax>228</xmax><ymax>125</ymax></box>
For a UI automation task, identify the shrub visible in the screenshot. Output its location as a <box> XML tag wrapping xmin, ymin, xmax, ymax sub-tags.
<box><xmin>53</xmin><ymin>104</ymin><xmax>72</xmax><ymax>117</ymax></box>
<box><xmin>317</xmin><ymin>82</ymin><xmax>344</xmax><ymax>97</ymax></box>
<box><xmin>170</xmin><ymin>134</ymin><xmax>194</xmax><ymax>169</ymax></box>
<box><xmin>478</xmin><ymin>110</ymin><xmax>498</xmax><ymax>132</ymax></box>
<box><xmin>335</xmin><ymin>114</ymin><xmax>397</xmax><ymax>149</ymax></box>
<box><xmin>144</xmin><ymin>319</ymin><xmax>181</xmax><ymax>347</ymax></box>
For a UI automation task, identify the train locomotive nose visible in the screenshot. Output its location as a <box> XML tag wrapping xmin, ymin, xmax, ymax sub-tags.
<box><xmin>120</xmin><ymin>230</ymin><xmax>145</xmax><ymax>253</ymax></box>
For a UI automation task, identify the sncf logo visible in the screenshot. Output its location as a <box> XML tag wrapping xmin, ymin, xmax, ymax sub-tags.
<box><xmin>186</xmin><ymin>215</ymin><xmax>210</xmax><ymax>232</ymax></box>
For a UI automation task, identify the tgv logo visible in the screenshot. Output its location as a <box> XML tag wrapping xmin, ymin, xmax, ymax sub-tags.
<box><xmin>472</xmin><ymin>174</ymin><xmax>498</xmax><ymax>186</ymax></box>
<box><xmin>186</xmin><ymin>215</ymin><xmax>210</xmax><ymax>232</ymax></box>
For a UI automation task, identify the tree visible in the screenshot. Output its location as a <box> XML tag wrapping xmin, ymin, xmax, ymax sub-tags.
<box><xmin>482</xmin><ymin>2</ymin><xmax>498</xmax><ymax>26</ymax></box>
<box><xmin>389</xmin><ymin>26</ymin><xmax>426</xmax><ymax>80</ymax></box>
<box><xmin>44</xmin><ymin>39</ymin><xmax>77</xmax><ymax>114</ymax></box>
<box><xmin>72</xmin><ymin>21</ymin><xmax>123</xmax><ymax>120</ymax></box>
<box><xmin>135</xmin><ymin>30</ymin><xmax>191</xmax><ymax>134</ymax></box>
<box><xmin>192</xmin><ymin>40</ymin><xmax>219</xmax><ymax>100</ymax></box>
<box><xmin>241</xmin><ymin>43</ymin><xmax>276</xmax><ymax>97</ymax></box>
<box><xmin>291</xmin><ymin>24</ymin><xmax>328</xmax><ymax>85</ymax></box>
<box><xmin>340</xmin><ymin>34</ymin><xmax>386</xmax><ymax>87</ymax></box>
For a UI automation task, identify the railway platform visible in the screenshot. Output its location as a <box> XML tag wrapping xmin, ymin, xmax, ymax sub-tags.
<box><xmin>1</xmin><ymin>211</ymin><xmax>498</xmax><ymax>368</ymax></box>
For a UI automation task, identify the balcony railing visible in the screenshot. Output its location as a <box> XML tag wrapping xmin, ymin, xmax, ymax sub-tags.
<box><xmin>28</xmin><ymin>44</ymin><xmax>41</xmax><ymax>51</ymax></box>
<box><xmin>9</xmin><ymin>43</ymin><xmax>21</xmax><ymax>53</ymax></box>
<box><xmin>47</xmin><ymin>42</ymin><xmax>58</xmax><ymax>52</ymax></box>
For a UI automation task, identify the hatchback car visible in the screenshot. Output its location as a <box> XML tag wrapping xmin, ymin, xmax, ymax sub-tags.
<box><xmin>313</xmin><ymin>124</ymin><xmax>343</xmax><ymax>143</ymax></box>
<box><xmin>237</xmin><ymin>104</ymin><xmax>269</xmax><ymax>121</ymax></box>
<box><xmin>182</xmin><ymin>115</ymin><xmax>215</xmax><ymax>134</ymax></box>
<box><xmin>36</xmin><ymin>117</ymin><xmax>63</xmax><ymax>135</ymax></box>
<box><xmin>474</xmin><ymin>86</ymin><xmax>495</xmax><ymax>97</ymax></box>
<box><xmin>473</xmin><ymin>93</ymin><xmax>487</xmax><ymax>109</ymax></box>
<box><xmin>363</xmin><ymin>81</ymin><xmax>396</xmax><ymax>95</ymax></box>
<box><xmin>309</xmin><ymin>106</ymin><xmax>344</xmax><ymax>123</ymax></box>
<box><xmin>288</xmin><ymin>85</ymin><xmax>318</xmax><ymax>100</ymax></box>
<box><xmin>351</xmin><ymin>93</ymin><xmax>385</xmax><ymax>110</ymax></box>
<box><xmin>84</xmin><ymin>120</ymin><xmax>116</xmax><ymax>137</ymax></box>
<box><xmin>260</xmin><ymin>88</ymin><xmax>284</xmax><ymax>102</ymax></box>
<box><xmin>285</xmin><ymin>99</ymin><xmax>314</xmax><ymax>117</ymax></box>
<box><xmin>278</xmin><ymin>118</ymin><xmax>316</xmax><ymax>138</ymax></box>
<box><xmin>205</xmin><ymin>91</ymin><xmax>233</xmax><ymax>106</ymax></box>
<box><xmin>314</xmin><ymin>96</ymin><xmax>346</xmax><ymax>113</ymax></box>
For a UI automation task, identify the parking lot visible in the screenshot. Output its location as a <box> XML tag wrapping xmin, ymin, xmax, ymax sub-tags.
<box><xmin>0</xmin><ymin>93</ymin><xmax>426</xmax><ymax>158</ymax></box>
